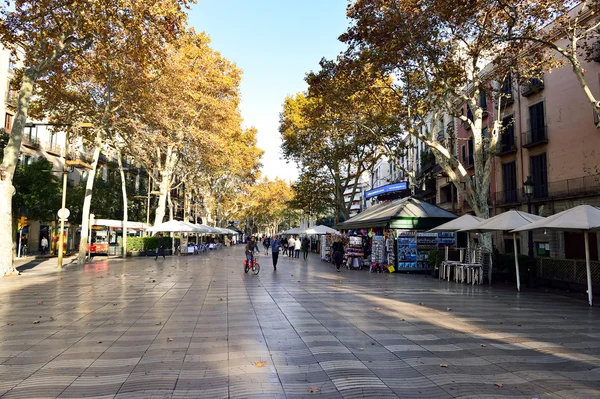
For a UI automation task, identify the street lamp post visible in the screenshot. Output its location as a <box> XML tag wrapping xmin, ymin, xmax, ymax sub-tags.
<box><xmin>523</xmin><ymin>175</ymin><xmax>536</xmax><ymax>287</ymax></box>
<box><xmin>523</xmin><ymin>176</ymin><xmax>535</xmax><ymax>258</ymax></box>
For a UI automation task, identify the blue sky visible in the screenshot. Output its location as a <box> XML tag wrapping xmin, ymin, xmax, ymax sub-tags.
<box><xmin>188</xmin><ymin>0</ymin><xmax>349</xmax><ymax>181</ymax></box>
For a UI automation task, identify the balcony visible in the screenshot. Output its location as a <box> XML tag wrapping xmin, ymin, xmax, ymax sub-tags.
<box><xmin>67</xmin><ymin>151</ymin><xmax>93</xmax><ymax>163</ymax></box>
<box><xmin>521</xmin><ymin>78</ymin><xmax>544</xmax><ymax>97</ymax></box>
<box><xmin>5</xmin><ymin>91</ymin><xmax>18</xmax><ymax>109</ymax></box>
<box><xmin>494</xmin><ymin>188</ymin><xmax>521</xmax><ymax>205</ymax></box>
<box><xmin>42</xmin><ymin>142</ymin><xmax>62</xmax><ymax>156</ymax></box>
<box><xmin>498</xmin><ymin>135</ymin><xmax>518</xmax><ymax>155</ymax></box>
<box><xmin>22</xmin><ymin>136</ymin><xmax>40</xmax><ymax>149</ymax></box>
<box><xmin>98</xmin><ymin>153</ymin><xmax>108</xmax><ymax>164</ymax></box>
<box><xmin>522</xmin><ymin>127</ymin><xmax>548</xmax><ymax>148</ymax></box>
<box><xmin>498</xmin><ymin>93</ymin><xmax>514</xmax><ymax>109</ymax></box>
<box><xmin>464</xmin><ymin>154</ymin><xmax>474</xmax><ymax>169</ymax></box>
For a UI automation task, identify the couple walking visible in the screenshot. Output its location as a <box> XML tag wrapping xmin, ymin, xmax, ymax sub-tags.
<box><xmin>286</xmin><ymin>236</ymin><xmax>310</xmax><ymax>260</ymax></box>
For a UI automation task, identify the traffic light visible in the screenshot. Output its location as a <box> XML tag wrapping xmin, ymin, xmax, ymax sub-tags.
<box><xmin>17</xmin><ymin>216</ymin><xmax>28</xmax><ymax>230</ymax></box>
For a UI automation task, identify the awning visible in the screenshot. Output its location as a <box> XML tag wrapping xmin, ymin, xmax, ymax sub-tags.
<box><xmin>336</xmin><ymin>197</ymin><xmax>457</xmax><ymax>230</ymax></box>
<box><xmin>283</xmin><ymin>227</ymin><xmax>300</xmax><ymax>235</ymax></box>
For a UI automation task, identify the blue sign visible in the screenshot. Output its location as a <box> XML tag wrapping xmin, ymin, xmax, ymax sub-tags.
<box><xmin>365</xmin><ymin>182</ymin><xmax>408</xmax><ymax>199</ymax></box>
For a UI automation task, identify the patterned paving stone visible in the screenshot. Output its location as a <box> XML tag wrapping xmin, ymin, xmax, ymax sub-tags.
<box><xmin>0</xmin><ymin>247</ymin><xmax>599</xmax><ymax>398</ymax></box>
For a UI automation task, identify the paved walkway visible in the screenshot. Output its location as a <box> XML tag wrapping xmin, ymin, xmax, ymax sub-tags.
<box><xmin>0</xmin><ymin>247</ymin><xmax>599</xmax><ymax>399</ymax></box>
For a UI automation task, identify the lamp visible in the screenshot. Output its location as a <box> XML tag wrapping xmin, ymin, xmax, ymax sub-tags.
<box><xmin>523</xmin><ymin>175</ymin><xmax>536</xmax><ymax>287</ymax></box>
<box><xmin>523</xmin><ymin>175</ymin><xmax>535</xmax><ymax>197</ymax></box>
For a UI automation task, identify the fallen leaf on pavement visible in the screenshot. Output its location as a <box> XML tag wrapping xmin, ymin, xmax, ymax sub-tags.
<box><xmin>481</xmin><ymin>344</ymin><xmax>486</xmax><ymax>347</ymax></box>
<box><xmin>6</xmin><ymin>322</ymin><xmax>13</xmax><ymax>326</ymax></box>
<box><xmin>359</xmin><ymin>348</ymin><xmax>364</xmax><ymax>351</ymax></box>
<box><xmin>255</xmin><ymin>360</ymin><xmax>267</xmax><ymax>367</ymax></box>
<box><xmin>37</xmin><ymin>301</ymin><xmax>43</xmax><ymax>305</ymax></box>
<box><xmin>219</xmin><ymin>298</ymin><xmax>223</xmax><ymax>301</ymax></box>
<box><xmin>33</xmin><ymin>320</ymin><xmax>40</xmax><ymax>324</ymax></box>
<box><xmin>375</xmin><ymin>307</ymin><xmax>382</xmax><ymax>310</ymax></box>
<box><xmin>419</xmin><ymin>302</ymin><xmax>425</xmax><ymax>306</ymax></box>
<box><xmin>446</xmin><ymin>308</ymin><xmax>452</xmax><ymax>311</ymax></box>
<box><xmin>440</xmin><ymin>364</ymin><xmax>448</xmax><ymax>368</ymax></box>
<box><xmin>156</xmin><ymin>322</ymin><xmax>162</xmax><ymax>326</ymax></box>
<box><xmin>308</xmin><ymin>387</ymin><xmax>319</xmax><ymax>393</ymax></box>
<box><xmin>166</xmin><ymin>337</ymin><xmax>173</xmax><ymax>342</ymax></box>
<box><xmin>98</xmin><ymin>341</ymin><xmax>102</xmax><ymax>344</ymax></box>
<box><xmin>495</xmin><ymin>382</ymin><xmax>503</xmax><ymax>387</ymax></box>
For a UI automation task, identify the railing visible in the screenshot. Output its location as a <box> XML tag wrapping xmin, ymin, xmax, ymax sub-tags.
<box><xmin>67</xmin><ymin>151</ymin><xmax>93</xmax><ymax>163</ymax></box>
<box><xmin>521</xmin><ymin>78</ymin><xmax>544</xmax><ymax>97</ymax></box>
<box><xmin>22</xmin><ymin>136</ymin><xmax>40</xmax><ymax>148</ymax></box>
<box><xmin>522</xmin><ymin>127</ymin><xmax>548</xmax><ymax>147</ymax></box>
<box><xmin>42</xmin><ymin>142</ymin><xmax>62</xmax><ymax>155</ymax></box>
<box><xmin>494</xmin><ymin>188</ymin><xmax>520</xmax><ymax>205</ymax></box>
<box><xmin>537</xmin><ymin>257</ymin><xmax>600</xmax><ymax>285</ymax></box>
<box><xmin>5</xmin><ymin>91</ymin><xmax>18</xmax><ymax>109</ymax></box>
<box><xmin>498</xmin><ymin>135</ymin><xmax>517</xmax><ymax>154</ymax></box>
<box><xmin>494</xmin><ymin>175</ymin><xmax>599</xmax><ymax>205</ymax></box>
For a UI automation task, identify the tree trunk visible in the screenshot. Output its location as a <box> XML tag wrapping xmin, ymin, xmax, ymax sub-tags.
<box><xmin>78</xmin><ymin>142</ymin><xmax>102</xmax><ymax>264</ymax></box>
<box><xmin>116</xmin><ymin>148</ymin><xmax>127</xmax><ymax>258</ymax></box>
<box><xmin>0</xmin><ymin>70</ymin><xmax>38</xmax><ymax>276</ymax></box>
<box><xmin>0</xmin><ymin>180</ymin><xmax>17</xmax><ymax>275</ymax></box>
<box><xmin>153</xmin><ymin>147</ymin><xmax>176</xmax><ymax>226</ymax></box>
<box><xmin>167</xmin><ymin>189</ymin><xmax>174</xmax><ymax>221</ymax></box>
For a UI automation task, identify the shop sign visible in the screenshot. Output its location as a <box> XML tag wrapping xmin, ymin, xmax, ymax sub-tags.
<box><xmin>365</xmin><ymin>182</ymin><xmax>408</xmax><ymax>199</ymax></box>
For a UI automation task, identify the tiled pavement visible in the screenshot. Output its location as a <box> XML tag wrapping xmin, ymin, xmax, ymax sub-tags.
<box><xmin>0</xmin><ymin>247</ymin><xmax>599</xmax><ymax>399</ymax></box>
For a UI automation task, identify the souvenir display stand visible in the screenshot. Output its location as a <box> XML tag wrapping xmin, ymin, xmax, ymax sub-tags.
<box><xmin>370</xmin><ymin>235</ymin><xmax>385</xmax><ymax>272</ymax></box>
<box><xmin>345</xmin><ymin>236</ymin><xmax>364</xmax><ymax>269</ymax></box>
<box><xmin>396</xmin><ymin>231</ymin><xmax>456</xmax><ymax>271</ymax></box>
<box><xmin>385</xmin><ymin>232</ymin><xmax>396</xmax><ymax>269</ymax></box>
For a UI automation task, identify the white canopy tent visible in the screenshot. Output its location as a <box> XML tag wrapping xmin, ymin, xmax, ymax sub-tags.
<box><xmin>512</xmin><ymin>204</ymin><xmax>600</xmax><ymax>306</ymax></box>
<box><xmin>300</xmin><ymin>225</ymin><xmax>339</xmax><ymax>235</ymax></box>
<box><xmin>460</xmin><ymin>210</ymin><xmax>544</xmax><ymax>292</ymax></box>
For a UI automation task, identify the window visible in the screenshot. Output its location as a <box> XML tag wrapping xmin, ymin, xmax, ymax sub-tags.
<box><xmin>467</xmin><ymin>138</ymin><xmax>474</xmax><ymax>165</ymax></box>
<box><xmin>461</xmin><ymin>144</ymin><xmax>467</xmax><ymax>165</ymax></box>
<box><xmin>530</xmin><ymin>153</ymin><xmax>548</xmax><ymax>198</ymax></box>
<box><xmin>501</xmin><ymin>115</ymin><xmax>515</xmax><ymax>151</ymax></box>
<box><xmin>528</xmin><ymin>102</ymin><xmax>546</xmax><ymax>142</ymax></box>
<box><xmin>466</xmin><ymin>105</ymin><xmax>473</xmax><ymax>122</ymax></box>
<box><xmin>479</xmin><ymin>90</ymin><xmax>487</xmax><ymax>111</ymax></box>
<box><xmin>502</xmin><ymin>73</ymin><xmax>512</xmax><ymax>97</ymax></box>
<box><xmin>4</xmin><ymin>113</ymin><xmax>13</xmax><ymax>132</ymax></box>
<box><xmin>537</xmin><ymin>242</ymin><xmax>550</xmax><ymax>257</ymax></box>
<box><xmin>502</xmin><ymin>161</ymin><xmax>517</xmax><ymax>202</ymax></box>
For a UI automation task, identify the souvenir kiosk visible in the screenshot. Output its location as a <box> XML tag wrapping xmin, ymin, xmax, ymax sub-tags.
<box><xmin>336</xmin><ymin>196</ymin><xmax>457</xmax><ymax>272</ymax></box>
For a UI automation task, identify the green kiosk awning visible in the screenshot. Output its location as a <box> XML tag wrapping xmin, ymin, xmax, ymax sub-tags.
<box><xmin>336</xmin><ymin>197</ymin><xmax>457</xmax><ymax>231</ymax></box>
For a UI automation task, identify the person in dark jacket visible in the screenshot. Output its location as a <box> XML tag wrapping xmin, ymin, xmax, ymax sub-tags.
<box><xmin>301</xmin><ymin>236</ymin><xmax>310</xmax><ymax>260</ymax></box>
<box><xmin>331</xmin><ymin>238</ymin><xmax>344</xmax><ymax>272</ymax></box>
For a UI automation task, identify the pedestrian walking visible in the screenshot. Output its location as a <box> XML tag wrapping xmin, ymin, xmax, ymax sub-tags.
<box><xmin>264</xmin><ymin>236</ymin><xmax>271</xmax><ymax>255</ymax></box>
<box><xmin>40</xmin><ymin>236</ymin><xmax>48</xmax><ymax>255</ymax></box>
<box><xmin>294</xmin><ymin>236</ymin><xmax>301</xmax><ymax>258</ymax></box>
<box><xmin>288</xmin><ymin>236</ymin><xmax>295</xmax><ymax>258</ymax></box>
<box><xmin>282</xmin><ymin>237</ymin><xmax>288</xmax><ymax>256</ymax></box>
<box><xmin>271</xmin><ymin>235</ymin><xmax>281</xmax><ymax>270</ymax></box>
<box><xmin>302</xmin><ymin>236</ymin><xmax>310</xmax><ymax>260</ymax></box>
<box><xmin>331</xmin><ymin>238</ymin><xmax>344</xmax><ymax>272</ymax></box>
<box><xmin>155</xmin><ymin>245</ymin><xmax>166</xmax><ymax>260</ymax></box>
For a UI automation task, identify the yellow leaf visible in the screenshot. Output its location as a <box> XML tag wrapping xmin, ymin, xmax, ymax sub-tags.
<box><xmin>255</xmin><ymin>360</ymin><xmax>267</xmax><ymax>367</ymax></box>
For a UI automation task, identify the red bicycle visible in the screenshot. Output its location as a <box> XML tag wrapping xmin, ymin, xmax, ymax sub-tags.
<box><xmin>244</xmin><ymin>253</ymin><xmax>260</xmax><ymax>275</ymax></box>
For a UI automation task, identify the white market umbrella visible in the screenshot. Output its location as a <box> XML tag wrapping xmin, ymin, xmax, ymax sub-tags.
<box><xmin>460</xmin><ymin>210</ymin><xmax>545</xmax><ymax>292</ymax></box>
<box><xmin>428</xmin><ymin>214</ymin><xmax>484</xmax><ymax>232</ymax></box>
<box><xmin>512</xmin><ymin>204</ymin><xmax>600</xmax><ymax>306</ymax></box>
<box><xmin>283</xmin><ymin>227</ymin><xmax>300</xmax><ymax>235</ymax></box>
<box><xmin>191</xmin><ymin>224</ymin><xmax>215</xmax><ymax>234</ymax></box>
<box><xmin>300</xmin><ymin>225</ymin><xmax>339</xmax><ymax>235</ymax></box>
<box><xmin>147</xmin><ymin>220</ymin><xmax>199</xmax><ymax>233</ymax></box>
